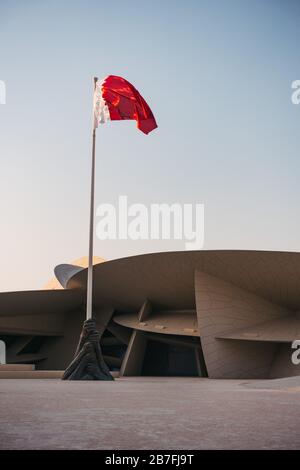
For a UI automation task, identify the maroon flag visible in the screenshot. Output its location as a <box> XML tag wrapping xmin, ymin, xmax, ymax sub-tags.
<box><xmin>94</xmin><ymin>75</ymin><xmax>157</xmax><ymax>135</ymax></box>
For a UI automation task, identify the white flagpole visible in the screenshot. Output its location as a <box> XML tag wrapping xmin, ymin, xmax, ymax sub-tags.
<box><xmin>86</xmin><ymin>76</ymin><xmax>98</xmax><ymax>320</ymax></box>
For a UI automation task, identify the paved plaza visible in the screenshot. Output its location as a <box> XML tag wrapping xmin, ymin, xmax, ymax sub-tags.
<box><xmin>0</xmin><ymin>377</ymin><xmax>299</xmax><ymax>450</ymax></box>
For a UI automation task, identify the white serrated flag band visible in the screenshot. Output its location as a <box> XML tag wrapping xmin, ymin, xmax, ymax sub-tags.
<box><xmin>93</xmin><ymin>78</ymin><xmax>110</xmax><ymax>129</ymax></box>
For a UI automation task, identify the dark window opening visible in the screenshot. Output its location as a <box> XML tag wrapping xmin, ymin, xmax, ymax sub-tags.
<box><xmin>101</xmin><ymin>330</ymin><xmax>127</xmax><ymax>371</ymax></box>
<box><xmin>142</xmin><ymin>339</ymin><xmax>204</xmax><ymax>377</ymax></box>
<box><xmin>19</xmin><ymin>336</ymin><xmax>46</xmax><ymax>355</ymax></box>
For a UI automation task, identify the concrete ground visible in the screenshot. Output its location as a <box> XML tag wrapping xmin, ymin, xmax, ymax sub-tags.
<box><xmin>0</xmin><ymin>377</ymin><xmax>299</xmax><ymax>450</ymax></box>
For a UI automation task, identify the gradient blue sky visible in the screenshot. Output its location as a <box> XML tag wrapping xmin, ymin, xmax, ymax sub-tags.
<box><xmin>0</xmin><ymin>0</ymin><xmax>299</xmax><ymax>291</ymax></box>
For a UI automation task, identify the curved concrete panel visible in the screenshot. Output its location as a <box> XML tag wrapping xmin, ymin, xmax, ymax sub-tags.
<box><xmin>0</xmin><ymin>289</ymin><xmax>84</xmax><ymax>317</ymax></box>
<box><xmin>54</xmin><ymin>264</ymin><xmax>86</xmax><ymax>289</ymax></box>
<box><xmin>217</xmin><ymin>314</ymin><xmax>300</xmax><ymax>343</ymax></box>
<box><xmin>114</xmin><ymin>310</ymin><xmax>198</xmax><ymax>336</ymax></box>
<box><xmin>67</xmin><ymin>250</ymin><xmax>300</xmax><ymax>311</ymax></box>
<box><xmin>195</xmin><ymin>270</ymin><xmax>290</xmax><ymax>379</ymax></box>
<box><xmin>45</xmin><ymin>256</ymin><xmax>105</xmax><ymax>290</ymax></box>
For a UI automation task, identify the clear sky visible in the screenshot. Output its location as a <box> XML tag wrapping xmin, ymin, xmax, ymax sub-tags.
<box><xmin>0</xmin><ymin>0</ymin><xmax>300</xmax><ymax>291</ymax></box>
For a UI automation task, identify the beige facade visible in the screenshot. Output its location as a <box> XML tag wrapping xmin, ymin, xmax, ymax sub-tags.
<box><xmin>0</xmin><ymin>250</ymin><xmax>299</xmax><ymax>379</ymax></box>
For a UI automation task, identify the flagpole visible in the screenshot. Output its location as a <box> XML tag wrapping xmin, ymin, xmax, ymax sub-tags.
<box><xmin>86</xmin><ymin>76</ymin><xmax>98</xmax><ymax>320</ymax></box>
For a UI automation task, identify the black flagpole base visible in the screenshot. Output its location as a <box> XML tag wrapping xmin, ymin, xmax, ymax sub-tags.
<box><xmin>62</xmin><ymin>318</ymin><xmax>114</xmax><ymax>381</ymax></box>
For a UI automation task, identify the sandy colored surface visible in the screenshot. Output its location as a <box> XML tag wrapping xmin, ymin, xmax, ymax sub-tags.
<box><xmin>43</xmin><ymin>255</ymin><xmax>105</xmax><ymax>290</ymax></box>
<box><xmin>0</xmin><ymin>377</ymin><xmax>299</xmax><ymax>450</ymax></box>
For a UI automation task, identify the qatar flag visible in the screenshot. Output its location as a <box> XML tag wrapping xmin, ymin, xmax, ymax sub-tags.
<box><xmin>93</xmin><ymin>75</ymin><xmax>157</xmax><ymax>135</ymax></box>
